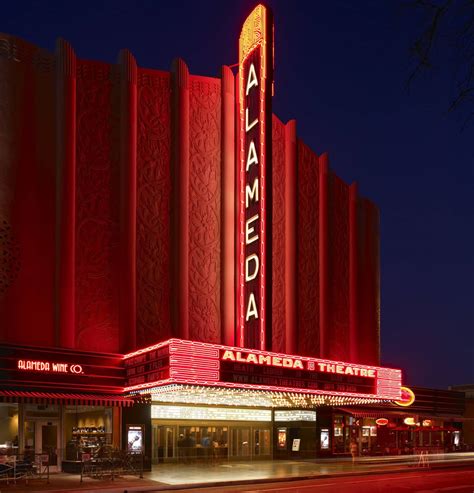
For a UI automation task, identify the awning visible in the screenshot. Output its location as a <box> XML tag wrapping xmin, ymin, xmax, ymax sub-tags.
<box><xmin>335</xmin><ymin>407</ymin><xmax>409</xmax><ymax>418</ymax></box>
<box><xmin>0</xmin><ymin>390</ymin><xmax>134</xmax><ymax>407</ymax></box>
<box><xmin>335</xmin><ymin>407</ymin><xmax>468</xmax><ymax>421</ymax></box>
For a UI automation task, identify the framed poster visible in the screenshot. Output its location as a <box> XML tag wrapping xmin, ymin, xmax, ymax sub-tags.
<box><xmin>320</xmin><ymin>429</ymin><xmax>329</xmax><ymax>450</ymax></box>
<box><xmin>127</xmin><ymin>424</ymin><xmax>144</xmax><ymax>453</ymax></box>
<box><xmin>277</xmin><ymin>428</ymin><xmax>287</xmax><ymax>449</ymax></box>
<box><xmin>292</xmin><ymin>438</ymin><xmax>301</xmax><ymax>451</ymax></box>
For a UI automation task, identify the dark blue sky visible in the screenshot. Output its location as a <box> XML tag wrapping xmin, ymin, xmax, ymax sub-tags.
<box><xmin>3</xmin><ymin>0</ymin><xmax>473</xmax><ymax>389</ymax></box>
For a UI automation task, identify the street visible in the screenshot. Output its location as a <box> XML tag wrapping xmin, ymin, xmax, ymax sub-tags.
<box><xmin>170</xmin><ymin>468</ymin><xmax>474</xmax><ymax>493</ymax></box>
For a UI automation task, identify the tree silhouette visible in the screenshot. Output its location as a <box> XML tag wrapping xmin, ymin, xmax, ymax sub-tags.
<box><xmin>407</xmin><ymin>0</ymin><xmax>474</xmax><ymax>129</ymax></box>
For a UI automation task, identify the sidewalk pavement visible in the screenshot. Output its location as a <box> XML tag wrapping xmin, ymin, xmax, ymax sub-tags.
<box><xmin>1</xmin><ymin>452</ymin><xmax>473</xmax><ymax>493</ymax></box>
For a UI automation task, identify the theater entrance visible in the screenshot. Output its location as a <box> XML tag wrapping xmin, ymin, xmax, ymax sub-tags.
<box><xmin>151</xmin><ymin>404</ymin><xmax>272</xmax><ymax>463</ymax></box>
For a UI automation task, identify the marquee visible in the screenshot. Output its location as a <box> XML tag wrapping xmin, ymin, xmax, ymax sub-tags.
<box><xmin>123</xmin><ymin>338</ymin><xmax>402</xmax><ymax>403</ymax></box>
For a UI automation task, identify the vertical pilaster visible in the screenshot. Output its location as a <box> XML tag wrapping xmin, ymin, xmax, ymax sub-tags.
<box><xmin>221</xmin><ymin>66</ymin><xmax>235</xmax><ymax>346</ymax></box>
<box><xmin>171</xmin><ymin>58</ymin><xmax>190</xmax><ymax>340</ymax></box>
<box><xmin>18</xmin><ymin>404</ymin><xmax>25</xmax><ymax>452</ymax></box>
<box><xmin>235</xmin><ymin>74</ymin><xmax>242</xmax><ymax>347</ymax></box>
<box><xmin>349</xmin><ymin>182</ymin><xmax>359</xmax><ymax>362</ymax></box>
<box><xmin>55</xmin><ymin>38</ymin><xmax>76</xmax><ymax>348</ymax></box>
<box><xmin>118</xmin><ymin>49</ymin><xmax>137</xmax><ymax>352</ymax></box>
<box><xmin>318</xmin><ymin>153</ymin><xmax>329</xmax><ymax>358</ymax></box>
<box><xmin>285</xmin><ymin>120</ymin><xmax>297</xmax><ymax>354</ymax></box>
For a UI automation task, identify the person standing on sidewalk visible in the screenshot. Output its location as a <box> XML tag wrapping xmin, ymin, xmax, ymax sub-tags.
<box><xmin>350</xmin><ymin>439</ymin><xmax>358</xmax><ymax>466</ymax></box>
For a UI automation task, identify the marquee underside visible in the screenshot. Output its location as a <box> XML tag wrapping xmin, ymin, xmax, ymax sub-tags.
<box><xmin>130</xmin><ymin>384</ymin><xmax>391</xmax><ymax>409</ymax></box>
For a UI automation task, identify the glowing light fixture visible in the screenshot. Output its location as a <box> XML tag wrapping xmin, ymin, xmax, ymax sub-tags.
<box><xmin>395</xmin><ymin>386</ymin><xmax>415</xmax><ymax>407</ymax></box>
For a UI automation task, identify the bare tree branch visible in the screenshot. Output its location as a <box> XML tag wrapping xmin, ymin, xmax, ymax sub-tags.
<box><xmin>406</xmin><ymin>0</ymin><xmax>474</xmax><ymax>129</ymax></box>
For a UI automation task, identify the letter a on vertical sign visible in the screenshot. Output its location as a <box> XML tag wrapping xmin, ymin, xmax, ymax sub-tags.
<box><xmin>237</xmin><ymin>5</ymin><xmax>274</xmax><ymax>350</ymax></box>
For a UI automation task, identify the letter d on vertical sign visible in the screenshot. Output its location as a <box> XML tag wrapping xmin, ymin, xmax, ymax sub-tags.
<box><xmin>237</xmin><ymin>5</ymin><xmax>274</xmax><ymax>350</ymax></box>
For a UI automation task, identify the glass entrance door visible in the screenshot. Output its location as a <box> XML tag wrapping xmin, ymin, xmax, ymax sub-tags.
<box><xmin>230</xmin><ymin>428</ymin><xmax>251</xmax><ymax>458</ymax></box>
<box><xmin>254</xmin><ymin>428</ymin><xmax>271</xmax><ymax>456</ymax></box>
<box><xmin>153</xmin><ymin>425</ymin><xmax>176</xmax><ymax>463</ymax></box>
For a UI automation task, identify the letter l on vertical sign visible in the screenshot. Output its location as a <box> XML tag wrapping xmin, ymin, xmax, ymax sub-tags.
<box><xmin>237</xmin><ymin>5</ymin><xmax>274</xmax><ymax>350</ymax></box>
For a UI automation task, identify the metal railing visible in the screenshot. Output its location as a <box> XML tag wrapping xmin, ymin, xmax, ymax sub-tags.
<box><xmin>0</xmin><ymin>453</ymin><xmax>50</xmax><ymax>484</ymax></box>
<box><xmin>80</xmin><ymin>449</ymin><xmax>144</xmax><ymax>482</ymax></box>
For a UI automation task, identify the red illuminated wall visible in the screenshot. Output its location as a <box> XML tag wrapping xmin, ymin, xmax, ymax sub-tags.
<box><xmin>188</xmin><ymin>75</ymin><xmax>221</xmax><ymax>343</ymax></box>
<box><xmin>297</xmin><ymin>141</ymin><xmax>320</xmax><ymax>357</ymax></box>
<box><xmin>75</xmin><ymin>59</ymin><xmax>120</xmax><ymax>352</ymax></box>
<box><xmin>0</xmin><ymin>35</ymin><xmax>55</xmax><ymax>348</ymax></box>
<box><xmin>0</xmin><ymin>34</ymin><xmax>380</xmax><ymax>365</ymax></box>
<box><xmin>271</xmin><ymin>116</ymin><xmax>286</xmax><ymax>353</ymax></box>
<box><xmin>136</xmin><ymin>69</ymin><xmax>172</xmax><ymax>347</ymax></box>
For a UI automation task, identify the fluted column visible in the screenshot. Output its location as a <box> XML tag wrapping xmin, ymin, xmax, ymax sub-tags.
<box><xmin>318</xmin><ymin>153</ymin><xmax>329</xmax><ymax>358</ymax></box>
<box><xmin>285</xmin><ymin>120</ymin><xmax>297</xmax><ymax>354</ymax></box>
<box><xmin>55</xmin><ymin>38</ymin><xmax>76</xmax><ymax>348</ymax></box>
<box><xmin>349</xmin><ymin>182</ymin><xmax>359</xmax><ymax>362</ymax></box>
<box><xmin>221</xmin><ymin>66</ymin><xmax>235</xmax><ymax>346</ymax></box>
<box><xmin>118</xmin><ymin>49</ymin><xmax>137</xmax><ymax>352</ymax></box>
<box><xmin>171</xmin><ymin>58</ymin><xmax>190</xmax><ymax>340</ymax></box>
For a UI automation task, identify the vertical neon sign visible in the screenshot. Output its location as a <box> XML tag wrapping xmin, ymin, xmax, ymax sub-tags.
<box><xmin>238</xmin><ymin>5</ymin><xmax>274</xmax><ymax>350</ymax></box>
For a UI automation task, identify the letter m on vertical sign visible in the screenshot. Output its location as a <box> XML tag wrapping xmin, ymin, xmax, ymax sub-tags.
<box><xmin>237</xmin><ymin>5</ymin><xmax>274</xmax><ymax>350</ymax></box>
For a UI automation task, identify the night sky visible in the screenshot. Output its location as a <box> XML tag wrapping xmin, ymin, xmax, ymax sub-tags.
<box><xmin>3</xmin><ymin>1</ymin><xmax>473</xmax><ymax>389</ymax></box>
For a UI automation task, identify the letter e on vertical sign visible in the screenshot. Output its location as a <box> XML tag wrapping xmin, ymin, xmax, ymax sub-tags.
<box><xmin>238</xmin><ymin>5</ymin><xmax>274</xmax><ymax>350</ymax></box>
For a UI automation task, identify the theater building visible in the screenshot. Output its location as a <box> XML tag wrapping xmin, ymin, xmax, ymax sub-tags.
<box><xmin>0</xmin><ymin>4</ymin><xmax>462</xmax><ymax>468</ymax></box>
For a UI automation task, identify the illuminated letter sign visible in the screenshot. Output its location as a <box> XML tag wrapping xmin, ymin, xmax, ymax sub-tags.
<box><xmin>238</xmin><ymin>4</ymin><xmax>274</xmax><ymax>350</ymax></box>
<box><xmin>17</xmin><ymin>359</ymin><xmax>84</xmax><ymax>375</ymax></box>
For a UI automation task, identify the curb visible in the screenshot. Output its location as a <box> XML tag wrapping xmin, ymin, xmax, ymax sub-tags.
<box><xmin>141</xmin><ymin>460</ymin><xmax>474</xmax><ymax>492</ymax></box>
<box><xmin>8</xmin><ymin>461</ymin><xmax>472</xmax><ymax>493</ymax></box>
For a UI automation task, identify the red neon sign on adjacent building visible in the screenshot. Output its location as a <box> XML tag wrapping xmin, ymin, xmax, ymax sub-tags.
<box><xmin>237</xmin><ymin>4</ymin><xmax>274</xmax><ymax>350</ymax></box>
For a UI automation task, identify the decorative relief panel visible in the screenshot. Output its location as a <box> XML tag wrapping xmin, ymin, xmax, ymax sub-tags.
<box><xmin>75</xmin><ymin>60</ymin><xmax>119</xmax><ymax>352</ymax></box>
<box><xmin>136</xmin><ymin>70</ymin><xmax>172</xmax><ymax>347</ymax></box>
<box><xmin>328</xmin><ymin>174</ymin><xmax>350</xmax><ymax>360</ymax></box>
<box><xmin>0</xmin><ymin>60</ymin><xmax>18</xmax><ymax>304</ymax></box>
<box><xmin>271</xmin><ymin>116</ymin><xmax>285</xmax><ymax>353</ymax></box>
<box><xmin>297</xmin><ymin>141</ymin><xmax>320</xmax><ymax>357</ymax></box>
<box><xmin>0</xmin><ymin>218</ymin><xmax>20</xmax><ymax>296</ymax></box>
<box><xmin>0</xmin><ymin>35</ymin><xmax>54</xmax><ymax>73</ymax></box>
<box><xmin>0</xmin><ymin>58</ymin><xmax>16</xmax><ymax>266</ymax></box>
<box><xmin>188</xmin><ymin>77</ymin><xmax>221</xmax><ymax>343</ymax></box>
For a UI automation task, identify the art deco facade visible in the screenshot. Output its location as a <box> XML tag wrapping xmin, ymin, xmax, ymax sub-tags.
<box><xmin>0</xmin><ymin>34</ymin><xmax>380</xmax><ymax>365</ymax></box>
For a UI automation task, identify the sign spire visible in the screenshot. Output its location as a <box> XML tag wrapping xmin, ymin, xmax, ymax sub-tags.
<box><xmin>237</xmin><ymin>4</ymin><xmax>274</xmax><ymax>350</ymax></box>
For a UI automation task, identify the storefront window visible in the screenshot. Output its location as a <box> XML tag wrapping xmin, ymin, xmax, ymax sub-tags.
<box><xmin>333</xmin><ymin>414</ymin><xmax>350</xmax><ymax>453</ymax></box>
<box><xmin>0</xmin><ymin>403</ymin><xmax>19</xmax><ymax>456</ymax></box>
<box><xmin>24</xmin><ymin>421</ymin><xmax>35</xmax><ymax>454</ymax></box>
<box><xmin>63</xmin><ymin>405</ymin><xmax>113</xmax><ymax>461</ymax></box>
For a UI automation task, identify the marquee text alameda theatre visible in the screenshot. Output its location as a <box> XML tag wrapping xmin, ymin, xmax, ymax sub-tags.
<box><xmin>0</xmin><ymin>4</ymin><xmax>463</xmax><ymax>469</ymax></box>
